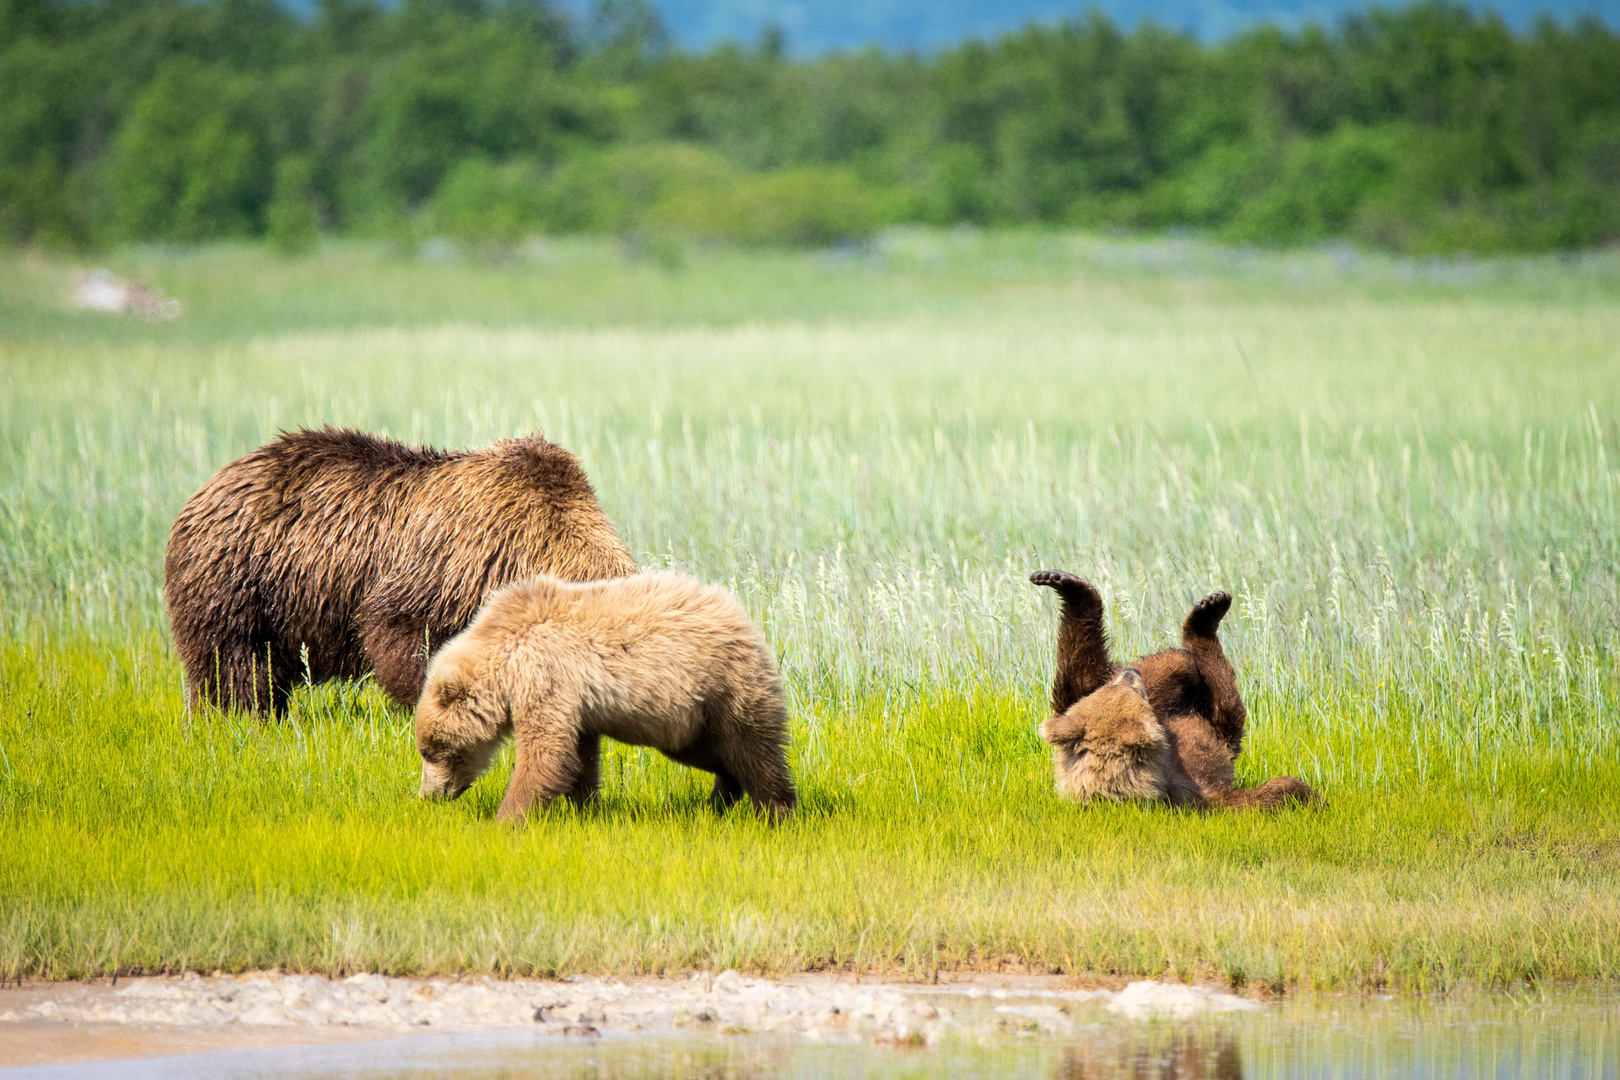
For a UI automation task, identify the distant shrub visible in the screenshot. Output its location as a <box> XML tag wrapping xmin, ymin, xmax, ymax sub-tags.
<box><xmin>0</xmin><ymin>38</ymin><xmax>92</xmax><ymax>246</ymax></box>
<box><xmin>539</xmin><ymin>142</ymin><xmax>736</xmax><ymax>234</ymax></box>
<box><xmin>12</xmin><ymin>0</ymin><xmax>1608</xmax><ymax>254</ymax></box>
<box><xmin>1226</xmin><ymin>125</ymin><xmax>1403</xmax><ymax>246</ymax></box>
<box><xmin>109</xmin><ymin>58</ymin><xmax>268</xmax><ymax>242</ymax></box>
<box><xmin>647</xmin><ymin>167</ymin><xmax>876</xmax><ymax>246</ymax></box>
<box><xmin>427</xmin><ymin>157</ymin><xmax>547</xmax><ymax>245</ymax></box>
<box><xmin>266</xmin><ymin>155</ymin><xmax>319</xmax><ymax>255</ymax></box>
<box><xmin>517</xmin><ymin>143</ymin><xmax>876</xmax><ymax>247</ymax></box>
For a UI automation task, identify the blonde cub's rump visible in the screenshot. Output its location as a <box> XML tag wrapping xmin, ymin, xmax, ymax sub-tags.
<box><xmin>415</xmin><ymin>571</ymin><xmax>796</xmax><ymax>824</ymax></box>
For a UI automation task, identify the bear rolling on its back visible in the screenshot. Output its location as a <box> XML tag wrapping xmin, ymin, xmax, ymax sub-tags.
<box><xmin>1031</xmin><ymin>569</ymin><xmax>1319</xmax><ymax>811</ymax></box>
<box><xmin>415</xmin><ymin>571</ymin><xmax>797</xmax><ymax>824</ymax></box>
<box><xmin>164</xmin><ymin>427</ymin><xmax>637</xmax><ymax>716</ymax></box>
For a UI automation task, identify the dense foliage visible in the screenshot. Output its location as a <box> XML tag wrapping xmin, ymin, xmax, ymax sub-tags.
<box><xmin>2</xmin><ymin>0</ymin><xmax>1617</xmax><ymax>251</ymax></box>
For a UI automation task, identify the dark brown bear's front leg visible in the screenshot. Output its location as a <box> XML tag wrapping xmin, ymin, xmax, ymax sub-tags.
<box><xmin>497</xmin><ymin>714</ymin><xmax>585</xmax><ymax>823</ymax></box>
<box><xmin>360</xmin><ymin>617</ymin><xmax>432</xmax><ymax>708</ymax></box>
<box><xmin>1030</xmin><ymin>570</ymin><xmax>1117</xmax><ymax>714</ymax></box>
<box><xmin>1180</xmin><ymin>592</ymin><xmax>1247</xmax><ymax>757</ymax></box>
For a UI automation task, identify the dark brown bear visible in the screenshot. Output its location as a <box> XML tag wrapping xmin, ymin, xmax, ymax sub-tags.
<box><xmin>164</xmin><ymin>427</ymin><xmax>638</xmax><ymax>716</ymax></box>
<box><xmin>1030</xmin><ymin>569</ymin><xmax>1319</xmax><ymax>810</ymax></box>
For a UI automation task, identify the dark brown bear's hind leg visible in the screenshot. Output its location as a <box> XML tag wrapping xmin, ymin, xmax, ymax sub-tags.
<box><xmin>1030</xmin><ymin>570</ymin><xmax>1116</xmax><ymax>714</ymax></box>
<box><xmin>360</xmin><ymin>616</ymin><xmax>432</xmax><ymax>708</ymax></box>
<box><xmin>205</xmin><ymin>642</ymin><xmax>296</xmax><ymax>718</ymax></box>
<box><xmin>1180</xmin><ymin>592</ymin><xmax>1247</xmax><ymax>758</ymax></box>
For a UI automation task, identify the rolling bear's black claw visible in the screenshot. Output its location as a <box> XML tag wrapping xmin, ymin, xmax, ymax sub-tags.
<box><xmin>1030</xmin><ymin>569</ymin><xmax>1086</xmax><ymax>590</ymax></box>
<box><xmin>1183</xmin><ymin>591</ymin><xmax>1233</xmax><ymax>638</ymax></box>
<box><xmin>1029</xmin><ymin>570</ymin><xmax>1104</xmax><ymax>612</ymax></box>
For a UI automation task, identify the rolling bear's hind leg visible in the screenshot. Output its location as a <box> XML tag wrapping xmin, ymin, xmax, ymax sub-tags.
<box><xmin>1180</xmin><ymin>592</ymin><xmax>1247</xmax><ymax>757</ymax></box>
<box><xmin>1030</xmin><ymin>570</ymin><xmax>1115</xmax><ymax>714</ymax></box>
<box><xmin>1218</xmin><ymin>776</ymin><xmax>1320</xmax><ymax>811</ymax></box>
<box><xmin>1182</xmin><ymin>591</ymin><xmax>1232</xmax><ymax>641</ymax></box>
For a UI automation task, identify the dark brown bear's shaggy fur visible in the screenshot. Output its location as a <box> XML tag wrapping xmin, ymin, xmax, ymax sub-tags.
<box><xmin>1030</xmin><ymin>569</ymin><xmax>1319</xmax><ymax>811</ymax></box>
<box><xmin>164</xmin><ymin>427</ymin><xmax>638</xmax><ymax>716</ymax></box>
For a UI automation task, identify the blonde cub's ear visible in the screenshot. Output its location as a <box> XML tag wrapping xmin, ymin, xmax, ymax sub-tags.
<box><xmin>434</xmin><ymin>672</ymin><xmax>470</xmax><ymax>709</ymax></box>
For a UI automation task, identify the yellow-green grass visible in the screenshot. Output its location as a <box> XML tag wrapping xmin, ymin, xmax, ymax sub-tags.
<box><xmin>1</xmin><ymin>234</ymin><xmax>1617</xmax><ymax>990</ymax></box>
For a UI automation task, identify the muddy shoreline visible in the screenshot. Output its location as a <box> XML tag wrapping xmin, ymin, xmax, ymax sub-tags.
<box><xmin>0</xmin><ymin>970</ymin><xmax>1259</xmax><ymax>1067</ymax></box>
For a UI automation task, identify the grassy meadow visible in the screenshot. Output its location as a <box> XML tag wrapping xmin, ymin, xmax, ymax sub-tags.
<box><xmin>0</xmin><ymin>234</ymin><xmax>1617</xmax><ymax>992</ymax></box>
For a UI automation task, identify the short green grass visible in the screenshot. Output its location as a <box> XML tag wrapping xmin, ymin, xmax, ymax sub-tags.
<box><xmin>1</xmin><ymin>233</ymin><xmax>1617</xmax><ymax>990</ymax></box>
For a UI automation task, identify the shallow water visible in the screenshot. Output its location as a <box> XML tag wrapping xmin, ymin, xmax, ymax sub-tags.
<box><xmin>4</xmin><ymin>985</ymin><xmax>1615</xmax><ymax>1079</ymax></box>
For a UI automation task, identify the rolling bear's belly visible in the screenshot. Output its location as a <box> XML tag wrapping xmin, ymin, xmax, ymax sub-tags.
<box><xmin>1161</xmin><ymin>713</ymin><xmax>1235</xmax><ymax>799</ymax></box>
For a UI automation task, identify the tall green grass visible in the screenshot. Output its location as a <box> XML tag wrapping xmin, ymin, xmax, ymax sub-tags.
<box><xmin>1</xmin><ymin>234</ymin><xmax>1617</xmax><ymax>989</ymax></box>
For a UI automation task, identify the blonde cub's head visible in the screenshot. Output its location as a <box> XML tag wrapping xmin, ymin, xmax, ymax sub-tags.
<box><xmin>1041</xmin><ymin>668</ymin><xmax>1170</xmax><ymax>804</ymax></box>
<box><xmin>415</xmin><ymin>645</ymin><xmax>507</xmax><ymax>800</ymax></box>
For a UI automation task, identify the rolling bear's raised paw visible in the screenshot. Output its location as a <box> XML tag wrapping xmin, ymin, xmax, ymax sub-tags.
<box><xmin>1023</xmin><ymin>573</ymin><xmax>1101</xmax><ymax>608</ymax></box>
<box><xmin>1182</xmin><ymin>591</ymin><xmax>1233</xmax><ymax>638</ymax></box>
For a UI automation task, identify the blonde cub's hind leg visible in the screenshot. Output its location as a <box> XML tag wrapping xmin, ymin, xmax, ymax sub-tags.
<box><xmin>729</xmin><ymin>740</ymin><xmax>796</xmax><ymax>822</ymax></box>
<box><xmin>712</xmin><ymin>701</ymin><xmax>797</xmax><ymax>822</ymax></box>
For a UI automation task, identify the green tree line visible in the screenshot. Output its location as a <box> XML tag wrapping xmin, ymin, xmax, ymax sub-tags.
<box><xmin>2</xmin><ymin>0</ymin><xmax>1617</xmax><ymax>252</ymax></box>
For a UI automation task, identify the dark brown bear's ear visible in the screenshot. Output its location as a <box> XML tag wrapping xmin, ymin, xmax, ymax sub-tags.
<box><xmin>1116</xmin><ymin>668</ymin><xmax>1148</xmax><ymax>700</ymax></box>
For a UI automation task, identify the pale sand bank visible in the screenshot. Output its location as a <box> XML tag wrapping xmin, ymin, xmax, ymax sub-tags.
<box><xmin>0</xmin><ymin>971</ymin><xmax>1260</xmax><ymax>1068</ymax></box>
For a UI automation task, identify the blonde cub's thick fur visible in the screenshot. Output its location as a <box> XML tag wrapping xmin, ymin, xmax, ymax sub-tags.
<box><xmin>415</xmin><ymin>571</ymin><xmax>796</xmax><ymax>823</ymax></box>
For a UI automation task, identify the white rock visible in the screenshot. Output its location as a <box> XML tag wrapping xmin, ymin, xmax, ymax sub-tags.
<box><xmin>1105</xmin><ymin>980</ymin><xmax>1262</xmax><ymax>1020</ymax></box>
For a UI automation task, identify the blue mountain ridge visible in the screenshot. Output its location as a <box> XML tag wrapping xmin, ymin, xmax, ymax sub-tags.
<box><xmin>561</xmin><ymin>0</ymin><xmax>1617</xmax><ymax>54</ymax></box>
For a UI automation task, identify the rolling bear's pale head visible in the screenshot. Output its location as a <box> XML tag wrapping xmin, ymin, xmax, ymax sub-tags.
<box><xmin>1043</xmin><ymin>668</ymin><xmax>1169</xmax><ymax>803</ymax></box>
<box><xmin>415</xmin><ymin>665</ymin><xmax>507</xmax><ymax>800</ymax></box>
<box><xmin>1042</xmin><ymin>668</ymin><xmax>1161</xmax><ymax>754</ymax></box>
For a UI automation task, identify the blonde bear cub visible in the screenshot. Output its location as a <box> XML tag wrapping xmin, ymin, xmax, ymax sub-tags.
<box><xmin>415</xmin><ymin>571</ymin><xmax>797</xmax><ymax>823</ymax></box>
